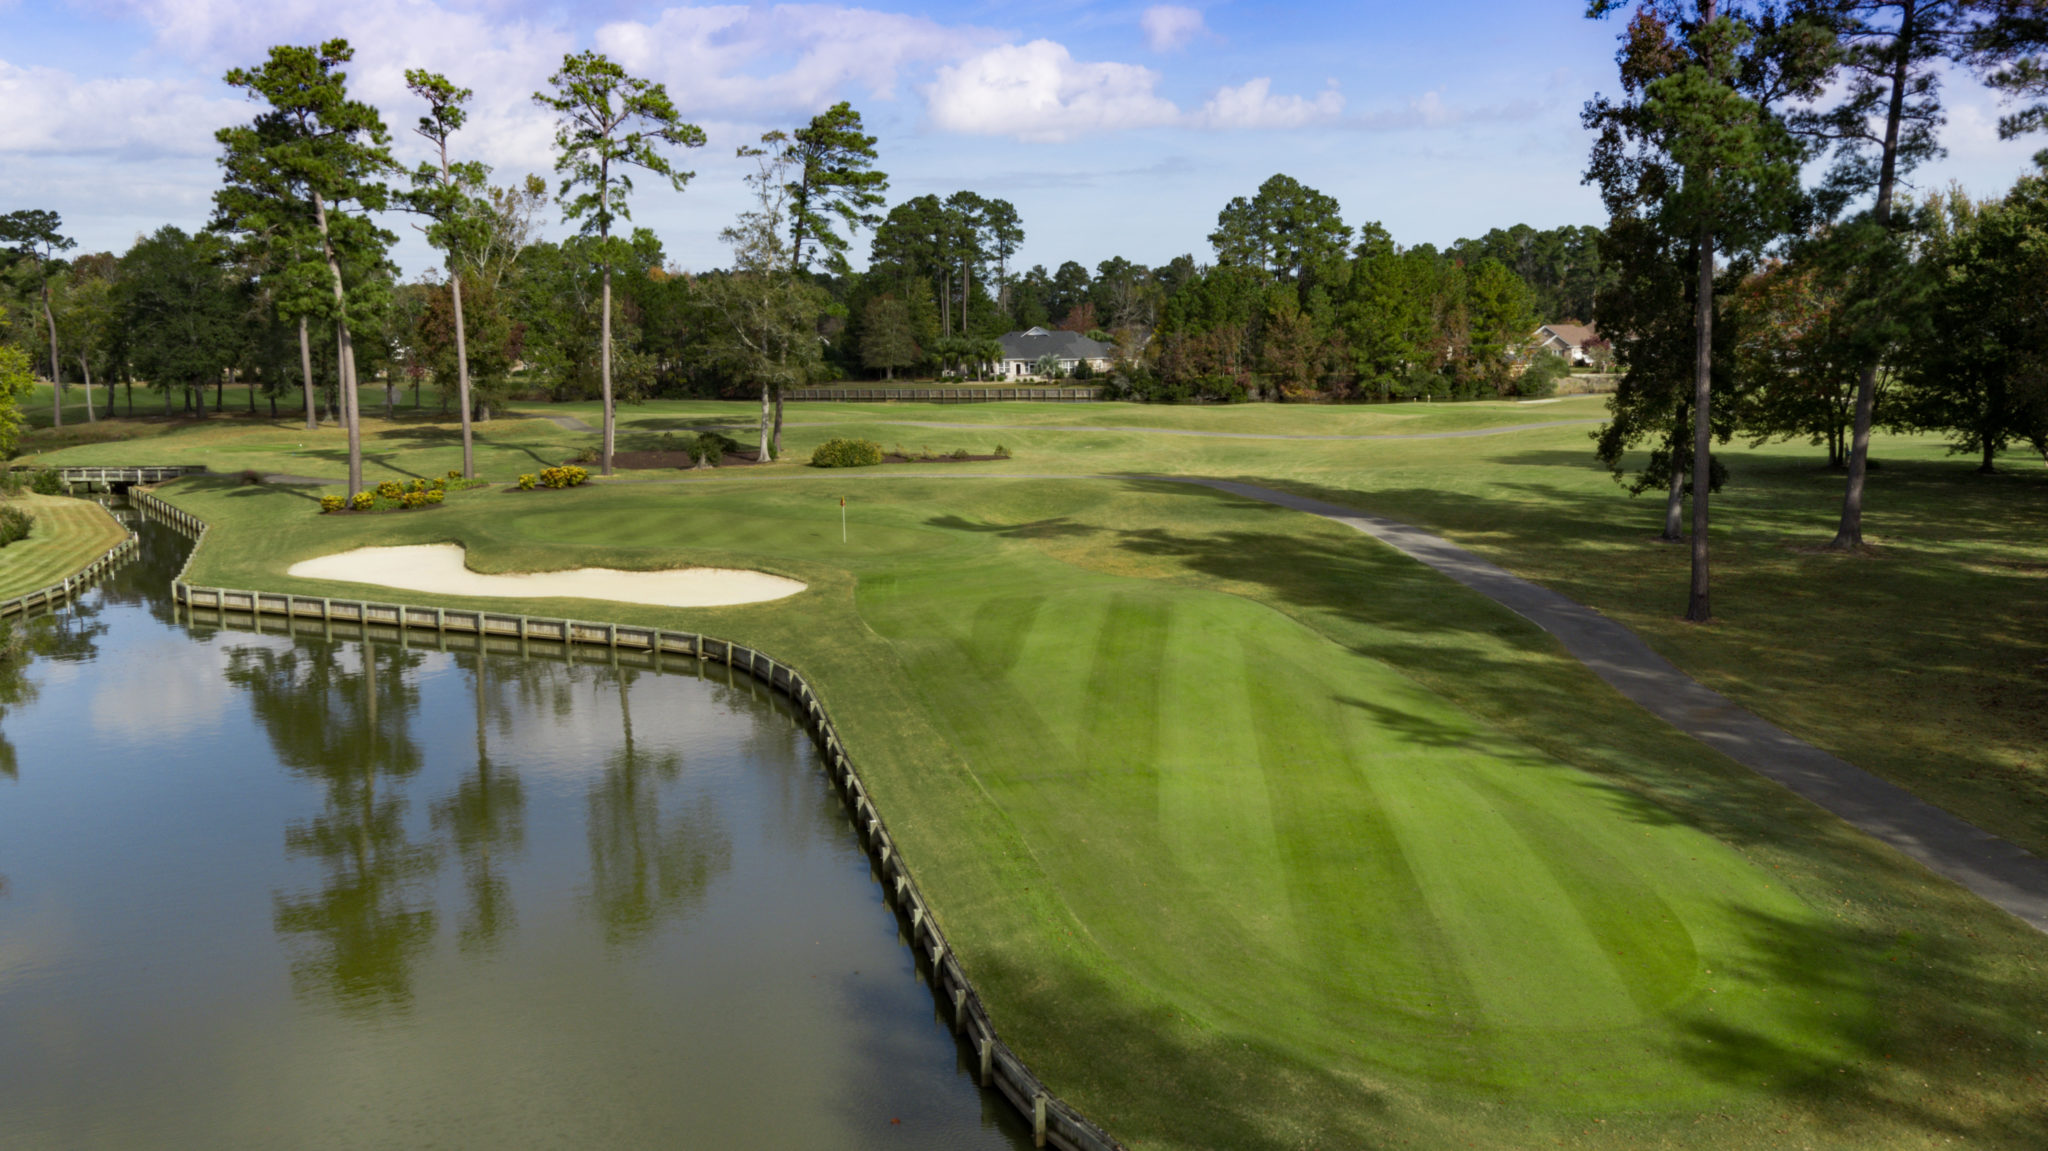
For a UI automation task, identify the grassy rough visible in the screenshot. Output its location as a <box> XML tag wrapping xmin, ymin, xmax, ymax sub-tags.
<box><xmin>30</xmin><ymin>397</ymin><xmax>2048</xmax><ymax>1149</ymax></box>
<box><xmin>0</xmin><ymin>493</ymin><xmax>128</xmax><ymax>601</ymax></box>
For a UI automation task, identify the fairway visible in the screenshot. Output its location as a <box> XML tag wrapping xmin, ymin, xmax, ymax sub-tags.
<box><xmin>35</xmin><ymin>401</ymin><xmax>2048</xmax><ymax>1148</ymax></box>
<box><xmin>0</xmin><ymin>492</ymin><xmax>129</xmax><ymax>601</ymax></box>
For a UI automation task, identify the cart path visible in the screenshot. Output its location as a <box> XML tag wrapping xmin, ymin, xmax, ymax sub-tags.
<box><xmin>1175</xmin><ymin>477</ymin><xmax>2048</xmax><ymax>933</ymax></box>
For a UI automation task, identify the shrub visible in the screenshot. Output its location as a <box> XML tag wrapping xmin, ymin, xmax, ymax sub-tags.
<box><xmin>351</xmin><ymin>491</ymin><xmax>374</xmax><ymax>511</ymax></box>
<box><xmin>0</xmin><ymin>472</ymin><xmax>24</xmax><ymax>498</ymax></box>
<box><xmin>238</xmin><ymin>468</ymin><xmax>265</xmax><ymax>485</ymax></box>
<box><xmin>568</xmin><ymin>445</ymin><xmax>600</xmax><ymax>465</ymax></box>
<box><xmin>376</xmin><ymin>481</ymin><xmax>404</xmax><ymax>501</ymax></box>
<box><xmin>408</xmin><ymin>478</ymin><xmax>430</xmax><ymax>494</ymax></box>
<box><xmin>537</xmin><ymin>465</ymin><xmax>588</xmax><ymax>489</ymax></box>
<box><xmin>993</xmin><ymin>444</ymin><xmax>1012</xmax><ymax>459</ymax></box>
<box><xmin>950</xmin><ymin>448</ymin><xmax>971</xmax><ymax>460</ymax></box>
<box><xmin>29</xmin><ymin>470</ymin><xmax>63</xmax><ymax>496</ymax></box>
<box><xmin>517</xmin><ymin>473</ymin><xmax>537</xmax><ymax>491</ymax></box>
<box><xmin>810</xmin><ymin>438</ymin><xmax>884</xmax><ymax>468</ymax></box>
<box><xmin>423</xmin><ymin>489</ymin><xmax>445</xmax><ymax>504</ymax></box>
<box><xmin>400</xmin><ymin>490</ymin><xmax>426</xmax><ymax>509</ymax></box>
<box><xmin>446</xmin><ymin>470</ymin><xmax>463</xmax><ymax>480</ymax></box>
<box><xmin>319</xmin><ymin>495</ymin><xmax>346</xmax><ymax>514</ymax></box>
<box><xmin>694</xmin><ymin>431</ymin><xmax>734</xmax><ymax>466</ymax></box>
<box><xmin>0</xmin><ymin>505</ymin><xmax>33</xmax><ymax>547</ymax></box>
<box><xmin>1513</xmin><ymin>353</ymin><xmax>1569</xmax><ymax>399</ymax></box>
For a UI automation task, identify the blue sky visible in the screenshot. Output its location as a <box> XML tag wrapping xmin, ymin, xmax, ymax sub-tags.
<box><xmin>3</xmin><ymin>0</ymin><xmax>2043</xmax><ymax>277</ymax></box>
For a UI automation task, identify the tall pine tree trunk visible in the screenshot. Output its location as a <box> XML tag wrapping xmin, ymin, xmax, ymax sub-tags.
<box><xmin>299</xmin><ymin>315</ymin><xmax>317</xmax><ymax>430</ymax></box>
<box><xmin>1832</xmin><ymin>2</ymin><xmax>1917</xmax><ymax>549</ymax></box>
<box><xmin>452</xmin><ymin>272</ymin><xmax>475</xmax><ymax>478</ymax></box>
<box><xmin>600</xmin><ymin>262</ymin><xmax>616</xmax><ymax>476</ymax></box>
<box><xmin>41</xmin><ymin>283</ymin><xmax>61</xmax><ymax>429</ymax></box>
<box><xmin>1662</xmin><ymin>423</ymin><xmax>1686</xmax><ymax>542</ymax></box>
<box><xmin>342</xmin><ymin>330</ymin><xmax>362</xmax><ymax>495</ymax></box>
<box><xmin>79</xmin><ymin>354</ymin><xmax>95</xmax><ymax>422</ymax></box>
<box><xmin>759</xmin><ymin>384</ymin><xmax>771</xmax><ymax>460</ymax></box>
<box><xmin>1687</xmin><ymin>225</ymin><xmax>1714</xmax><ymax>622</ymax></box>
<box><xmin>313</xmin><ymin>190</ymin><xmax>363</xmax><ymax>496</ymax></box>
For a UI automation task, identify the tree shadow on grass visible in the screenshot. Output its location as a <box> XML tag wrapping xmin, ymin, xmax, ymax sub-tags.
<box><xmin>925</xmin><ymin>514</ymin><xmax>1100</xmax><ymax>539</ymax></box>
<box><xmin>287</xmin><ymin>447</ymin><xmax>429</xmax><ymax>481</ymax></box>
<box><xmin>224</xmin><ymin>482</ymin><xmax>321</xmax><ymax>505</ymax></box>
<box><xmin>966</xmin><ymin>950</ymin><xmax>1402</xmax><ymax>1151</ymax></box>
<box><xmin>1677</xmin><ymin>903</ymin><xmax>2048</xmax><ymax>1147</ymax></box>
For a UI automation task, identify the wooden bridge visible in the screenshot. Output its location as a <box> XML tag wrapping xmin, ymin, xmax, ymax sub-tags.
<box><xmin>12</xmin><ymin>465</ymin><xmax>207</xmax><ymax>489</ymax></box>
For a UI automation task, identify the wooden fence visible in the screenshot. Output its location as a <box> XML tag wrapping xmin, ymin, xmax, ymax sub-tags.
<box><xmin>130</xmin><ymin>487</ymin><xmax>1124</xmax><ymax>1151</ymax></box>
<box><xmin>787</xmin><ymin>386</ymin><xmax>1102</xmax><ymax>404</ymax></box>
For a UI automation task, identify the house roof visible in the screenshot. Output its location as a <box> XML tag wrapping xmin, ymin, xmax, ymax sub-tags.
<box><xmin>1535</xmin><ymin>323</ymin><xmax>1600</xmax><ymax>348</ymax></box>
<box><xmin>999</xmin><ymin>328</ymin><xmax>1113</xmax><ymax>362</ymax></box>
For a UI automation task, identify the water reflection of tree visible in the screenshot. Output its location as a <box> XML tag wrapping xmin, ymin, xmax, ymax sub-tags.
<box><xmin>0</xmin><ymin>602</ymin><xmax>110</xmax><ymax>780</ymax></box>
<box><xmin>225</xmin><ymin>636</ymin><xmax>441</xmax><ymax>1014</ymax></box>
<box><xmin>430</xmin><ymin>653</ymin><xmax>526</xmax><ymax>953</ymax></box>
<box><xmin>584</xmin><ymin>666</ymin><xmax>731</xmax><ymax>946</ymax></box>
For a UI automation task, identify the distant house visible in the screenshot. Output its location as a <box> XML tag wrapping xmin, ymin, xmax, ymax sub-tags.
<box><xmin>1532</xmin><ymin>323</ymin><xmax>1604</xmax><ymax>366</ymax></box>
<box><xmin>997</xmin><ymin>327</ymin><xmax>1114</xmax><ymax>380</ymax></box>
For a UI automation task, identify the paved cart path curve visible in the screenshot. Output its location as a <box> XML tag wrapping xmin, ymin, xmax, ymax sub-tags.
<box><xmin>1170</xmin><ymin>477</ymin><xmax>2048</xmax><ymax>933</ymax></box>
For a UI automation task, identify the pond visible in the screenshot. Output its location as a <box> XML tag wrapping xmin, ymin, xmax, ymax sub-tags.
<box><xmin>0</xmin><ymin>513</ymin><xmax>1031</xmax><ymax>1149</ymax></box>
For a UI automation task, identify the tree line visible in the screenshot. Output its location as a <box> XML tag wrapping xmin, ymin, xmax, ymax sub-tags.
<box><xmin>1583</xmin><ymin>0</ymin><xmax>2048</xmax><ymax>620</ymax></box>
<box><xmin>0</xmin><ymin>36</ymin><xmax>1637</xmax><ymax>486</ymax></box>
<box><xmin>2</xmin><ymin>5</ymin><xmax>2046</xmax><ymax>556</ymax></box>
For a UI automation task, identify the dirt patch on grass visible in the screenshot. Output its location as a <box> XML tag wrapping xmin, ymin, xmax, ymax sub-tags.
<box><xmin>611</xmin><ymin>449</ymin><xmax>762</xmax><ymax>470</ymax></box>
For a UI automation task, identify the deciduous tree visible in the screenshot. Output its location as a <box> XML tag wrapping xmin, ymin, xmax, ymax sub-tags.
<box><xmin>0</xmin><ymin>210</ymin><xmax>76</xmax><ymax>427</ymax></box>
<box><xmin>859</xmin><ymin>296</ymin><xmax>918</xmax><ymax>379</ymax></box>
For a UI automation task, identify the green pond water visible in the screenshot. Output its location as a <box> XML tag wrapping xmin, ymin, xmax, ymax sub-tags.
<box><xmin>0</xmin><ymin>514</ymin><xmax>1030</xmax><ymax>1149</ymax></box>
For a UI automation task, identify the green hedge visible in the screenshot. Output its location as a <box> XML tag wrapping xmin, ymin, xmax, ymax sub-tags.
<box><xmin>0</xmin><ymin>504</ymin><xmax>34</xmax><ymax>548</ymax></box>
<box><xmin>810</xmin><ymin>438</ymin><xmax>884</xmax><ymax>468</ymax></box>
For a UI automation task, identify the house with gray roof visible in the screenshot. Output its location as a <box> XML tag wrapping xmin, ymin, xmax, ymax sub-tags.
<box><xmin>997</xmin><ymin>327</ymin><xmax>1114</xmax><ymax>379</ymax></box>
<box><xmin>1532</xmin><ymin>323</ymin><xmax>1604</xmax><ymax>365</ymax></box>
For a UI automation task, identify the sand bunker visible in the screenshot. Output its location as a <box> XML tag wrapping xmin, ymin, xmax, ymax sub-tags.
<box><xmin>287</xmin><ymin>544</ymin><xmax>805</xmax><ymax>608</ymax></box>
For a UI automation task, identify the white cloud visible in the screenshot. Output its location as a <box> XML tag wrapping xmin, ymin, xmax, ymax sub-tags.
<box><xmin>1140</xmin><ymin>5</ymin><xmax>1208</xmax><ymax>53</ymax></box>
<box><xmin>595</xmin><ymin>4</ymin><xmax>997</xmax><ymax>114</ymax></box>
<box><xmin>0</xmin><ymin>59</ymin><xmax>243</xmax><ymax>158</ymax></box>
<box><xmin>926</xmin><ymin>40</ymin><xmax>1179</xmax><ymax>142</ymax></box>
<box><xmin>1198</xmin><ymin>77</ymin><xmax>1343</xmax><ymax>130</ymax></box>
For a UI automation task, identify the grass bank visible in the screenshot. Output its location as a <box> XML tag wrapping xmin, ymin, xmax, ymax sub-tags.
<box><xmin>27</xmin><ymin>397</ymin><xmax>2048</xmax><ymax>1146</ymax></box>
<box><xmin>0</xmin><ymin>492</ymin><xmax>128</xmax><ymax>602</ymax></box>
<box><xmin>115</xmin><ymin>434</ymin><xmax>2048</xmax><ymax>1150</ymax></box>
